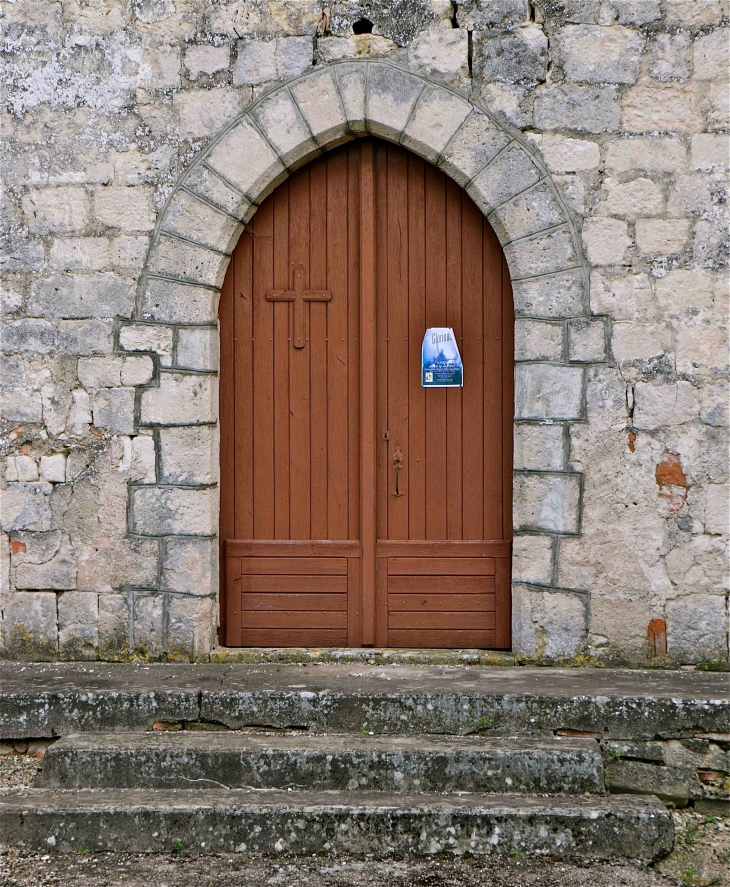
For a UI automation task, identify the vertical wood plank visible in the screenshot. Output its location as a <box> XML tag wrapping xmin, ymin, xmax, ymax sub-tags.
<box><xmin>273</xmin><ymin>185</ymin><xmax>290</xmax><ymax>539</ymax></box>
<box><xmin>483</xmin><ymin>223</ymin><xmax>503</xmax><ymax>540</ymax></box>
<box><xmin>225</xmin><ymin>558</ymin><xmax>242</xmax><ymax>646</ymax></box>
<box><xmin>502</xmin><ymin>254</ymin><xmax>514</xmax><ymax>543</ymax></box>
<box><xmin>446</xmin><ymin>180</ymin><xmax>463</xmax><ymax>541</ymax></box>
<box><xmin>218</xmin><ymin>260</ymin><xmax>235</xmax><ymax>643</ymax></box>
<box><xmin>347</xmin><ymin>143</ymin><xmax>361</xmax><ymax>544</ymax></box>
<box><xmin>495</xmin><ymin>556</ymin><xmax>511</xmax><ymax>649</ymax></box>
<box><xmin>374</xmin><ymin>141</ymin><xmax>389</xmax><ymax>546</ymax></box>
<box><xmin>233</xmin><ymin>223</ymin><xmax>254</xmax><ymax>542</ymax></box>
<box><xmin>309</xmin><ymin>157</ymin><xmax>328</xmax><ymax>539</ymax></box>
<box><xmin>375</xmin><ymin>555</ymin><xmax>388</xmax><ymax>647</ymax></box>
<box><xmin>424</xmin><ymin>164</ymin><xmax>447</xmax><ymax>540</ymax></box>
<box><xmin>461</xmin><ymin>197</ymin><xmax>484</xmax><ymax>540</ymax></box>
<box><xmin>289</xmin><ymin>168</ymin><xmax>311</xmax><ymax>539</ymax></box>
<box><xmin>360</xmin><ymin>140</ymin><xmax>377</xmax><ymax>645</ymax></box>
<box><xmin>347</xmin><ymin>556</ymin><xmax>362</xmax><ymax>646</ymax></box>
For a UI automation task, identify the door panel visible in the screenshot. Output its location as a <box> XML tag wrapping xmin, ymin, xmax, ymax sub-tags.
<box><xmin>220</xmin><ymin>139</ymin><xmax>513</xmax><ymax>649</ymax></box>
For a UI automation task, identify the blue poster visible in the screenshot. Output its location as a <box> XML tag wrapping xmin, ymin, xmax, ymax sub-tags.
<box><xmin>421</xmin><ymin>328</ymin><xmax>463</xmax><ymax>388</ymax></box>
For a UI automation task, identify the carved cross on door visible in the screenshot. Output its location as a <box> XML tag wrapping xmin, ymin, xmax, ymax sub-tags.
<box><xmin>266</xmin><ymin>263</ymin><xmax>331</xmax><ymax>348</ymax></box>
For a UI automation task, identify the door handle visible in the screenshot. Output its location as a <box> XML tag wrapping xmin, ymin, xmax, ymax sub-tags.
<box><xmin>393</xmin><ymin>446</ymin><xmax>404</xmax><ymax>497</ymax></box>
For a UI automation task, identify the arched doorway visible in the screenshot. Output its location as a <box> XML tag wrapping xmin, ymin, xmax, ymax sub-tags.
<box><xmin>219</xmin><ymin>138</ymin><xmax>514</xmax><ymax>649</ymax></box>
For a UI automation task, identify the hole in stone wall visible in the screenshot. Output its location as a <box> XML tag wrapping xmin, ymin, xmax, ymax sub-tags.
<box><xmin>352</xmin><ymin>18</ymin><xmax>374</xmax><ymax>34</ymax></box>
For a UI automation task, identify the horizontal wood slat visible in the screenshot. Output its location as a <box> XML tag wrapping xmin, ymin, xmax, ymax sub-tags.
<box><xmin>239</xmin><ymin>557</ymin><xmax>347</xmax><ymax>575</ymax></box>
<box><xmin>240</xmin><ymin>629</ymin><xmax>348</xmax><ymax>646</ymax></box>
<box><xmin>387</xmin><ymin>576</ymin><xmax>496</xmax><ymax>594</ymax></box>
<box><xmin>241</xmin><ymin>593</ymin><xmax>347</xmax><ymax>611</ymax></box>
<box><xmin>240</xmin><ymin>575</ymin><xmax>346</xmax><ymax>592</ymax></box>
<box><xmin>388</xmin><ymin>630</ymin><xmax>497</xmax><ymax>648</ymax></box>
<box><xmin>376</xmin><ymin>541</ymin><xmax>510</xmax><ymax>558</ymax></box>
<box><xmin>241</xmin><ymin>610</ymin><xmax>347</xmax><ymax>629</ymax></box>
<box><xmin>389</xmin><ymin>611</ymin><xmax>497</xmax><ymax>630</ymax></box>
<box><xmin>388</xmin><ymin>593</ymin><xmax>495</xmax><ymax>612</ymax></box>
<box><xmin>227</xmin><ymin>540</ymin><xmax>361</xmax><ymax>557</ymax></box>
<box><xmin>388</xmin><ymin>557</ymin><xmax>495</xmax><ymax>575</ymax></box>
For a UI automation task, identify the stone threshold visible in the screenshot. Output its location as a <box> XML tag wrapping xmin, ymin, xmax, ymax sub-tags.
<box><xmin>209</xmin><ymin>646</ymin><xmax>516</xmax><ymax>666</ymax></box>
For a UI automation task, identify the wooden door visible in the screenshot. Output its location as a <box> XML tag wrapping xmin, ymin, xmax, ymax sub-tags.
<box><xmin>219</xmin><ymin>139</ymin><xmax>513</xmax><ymax>649</ymax></box>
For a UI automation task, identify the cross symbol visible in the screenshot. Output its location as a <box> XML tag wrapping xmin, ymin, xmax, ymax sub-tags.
<box><xmin>266</xmin><ymin>264</ymin><xmax>331</xmax><ymax>349</ymax></box>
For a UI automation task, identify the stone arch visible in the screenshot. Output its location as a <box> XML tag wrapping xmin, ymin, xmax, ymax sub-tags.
<box><xmin>125</xmin><ymin>60</ymin><xmax>593</xmax><ymax>658</ymax></box>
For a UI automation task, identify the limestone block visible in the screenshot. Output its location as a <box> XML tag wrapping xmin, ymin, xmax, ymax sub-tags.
<box><xmin>469</xmin><ymin>143</ymin><xmax>541</xmax><ymax>217</ymax></box>
<box><xmin>513</xmin><ymin>534</ymin><xmax>555</xmax><ymax>585</ymax></box>
<box><xmin>57</xmin><ymin>591</ymin><xmax>98</xmax><ymax>659</ymax></box>
<box><xmin>132</xmin><ymin>593</ymin><xmax>164</xmax><ymax>657</ymax></box>
<box><xmin>234</xmin><ymin>37</ymin><xmax>312</xmax><ymax>86</ymax></box>
<box><xmin>515</xmin><ymin>319</ymin><xmax>563</xmax><ymax>361</ymax></box>
<box><xmin>494</xmin><ymin>184</ymin><xmax>566</xmax><ymax>248</ymax></box>
<box><xmin>514</xmin><ymin>473</ymin><xmax>581</xmax><ymax>533</ymax></box>
<box><xmin>50</xmin><ymin>237</ymin><xmax>111</xmax><ymax>271</ymax></box>
<box><xmin>92</xmin><ymin>388</ymin><xmax>135</xmax><ymax>435</ymax></box>
<box><xmin>207</xmin><ymin>118</ymin><xmax>285</xmax><ymax>199</ymax></box>
<box><xmin>568</xmin><ymin>319</ymin><xmax>607</xmax><ymax>362</ymax></box>
<box><xmin>666</xmin><ymin>594</ymin><xmax>727</xmax><ymax>663</ymax></box>
<box><xmin>409</xmin><ymin>28</ymin><xmax>468</xmax><ymax>81</ymax></box>
<box><xmin>317</xmin><ymin>35</ymin><xmax>398</xmax><ymax>62</ymax></box>
<box><xmin>121</xmin><ymin>356</ymin><xmax>155</xmax><ymax>387</ymax></box>
<box><xmin>185</xmin><ymin>44</ymin><xmax>230</xmax><ymax>79</ymax></box>
<box><xmin>0</xmin><ymin>484</ymin><xmax>52</xmax><ymax>532</ymax></box>
<box><xmin>633</xmin><ymin>381</ymin><xmax>700</xmax><ymax>430</ymax></box>
<box><xmin>161</xmin><ymin>190</ymin><xmax>242</xmax><ymax>254</ymax></box>
<box><xmin>0</xmin><ymin>533</ymin><xmax>9</xmax><ymax>603</ymax></box>
<box><xmin>253</xmin><ymin>89</ymin><xmax>317</xmax><ymax>169</ymax></box>
<box><xmin>5</xmin><ymin>456</ymin><xmax>39</xmax><ymax>483</ymax></box>
<box><xmin>479</xmin><ymin>82</ymin><xmax>533</xmax><ymax>129</ymax></box>
<box><xmin>367</xmin><ymin>65</ymin><xmax>423</xmax><ymax>141</ymax></box>
<box><xmin>541</xmin><ymin>591</ymin><xmax>587</xmax><ymax>659</ymax></box>
<box><xmin>1</xmin><ymin>240</ymin><xmax>45</xmax><ymax>273</ymax></box>
<box><xmin>701</xmin><ymin>381</ymin><xmax>729</xmax><ymax>427</ymax></box>
<box><xmin>137</xmin><ymin>47</ymin><xmax>181</xmax><ymax>89</ymax></box>
<box><xmin>94</xmin><ymin>186</ymin><xmax>155</xmax><ymax>233</ymax></box>
<box><xmin>666</xmin><ymin>173</ymin><xmax>718</xmax><ymax>216</ymax></box>
<box><xmin>649</xmin><ymin>32</ymin><xmax>690</xmax><ymax>83</ymax></box>
<box><xmin>515</xmin><ymin>364</ymin><xmax>584</xmax><ymax>420</ymax></box>
<box><xmin>130</xmin><ymin>435</ymin><xmax>157</xmax><ymax>484</ymax></box>
<box><xmin>475</xmin><ymin>25</ymin><xmax>547</xmax><ymax>84</ymax></box>
<box><xmin>539</xmin><ymin>135</ymin><xmax>600</xmax><ymax>173</ymax></box>
<box><xmin>504</xmin><ymin>226</ymin><xmax>577</xmax><ymax>278</ymax></box>
<box><xmin>56</xmin><ymin>320</ymin><xmax>114</xmax><ymax>356</ymax></box>
<box><xmin>691</xmin><ymin>134</ymin><xmax>729</xmax><ymax>172</ymax></box>
<box><xmin>454</xmin><ymin>0</ymin><xmax>528</xmax><ymax>27</ymax></box>
<box><xmin>511</xmin><ymin>583</ymin><xmax>536</xmax><ymax>657</ymax></box>
<box><xmin>66</xmin><ymin>389</ymin><xmax>92</xmax><ymax>437</ymax></box>
<box><xmin>582</xmin><ymin>218</ymin><xmax>631</xmax><ymax>266</ymax></box>
<box><xmin>707</xmin><ymin>80</ymin><xmax>730</xmax><ymax>130</ymax></box>
<box><xmin>608</xmin><ymin>0</ymin><xmax>661</xmax><ymax>24</ymax></box>
<box><xmin>635</xmin><ymin>219</ymin><xmax>689</xmax><ymax>256</ymax></box>
<box><xmin>590</xmin><ymin>271</ymin><xmax>656</xmax><ymax>320</ymax></box>
<box><xmin>664</xmin><ymin>0</ymin><xmax>722</xmax><ymax>26</ymax></box>
<box><xmin>28</xmin><ymin>273</ymin><xmax>134</xmax><ymax>320</ymax></box>
<box><xmin>22</xmin><ymin>187</ymin><xmax>88</xmax><ymax>235</ymax></box>
<box><xmin>512</xmin><ymin>269</ymin><xmax>585</xmax><ymax>318</ymax></box>
<box><xmin>0</xmin><ymin>319</ymin><xmax>54</xmax><ymax>354</ymax></box>
<box><xmin>161</xmin><ymin>537</ymin><xmax>217</xmax><ymax>594</ymax></box>
<box><xmin>693</xmin><ymin>28</ymin><xmax>728</xmax><ymax>80</ymax></box>
<box><xmin>693</xmin><ymin>218</ymin><xmax>729</xmax><ymax>268</ymax></box>
<box><xmin>175</xmin><ymin>83</ymin><xmax>251</xmax><ymax>140</ymax></box>
<box><xmin>514</xmin><ymin>424</ymin><xmax>565</xmax><ymax>471</ymax></box>
<box><xmin>176</xmin><ymin>327</ymin><xmax>218</xmax><ymax>371</ymax></box>
<box><xmin>140</xmin><ymin>279</ymin><xmax>218</xmax><ymax>325</ymax></box>
<box><xmin>76</xmin><ymin>536</ymin><xmax>158</xmax><ymax>594</ymax></box>
<box><xmin>704</xmin><ymin>483</ymin><xmax>729</xmax><ymax>536</ymax></box>
<box><xmin>555</xmin><ymin>25</ymin><xmax>644</xmax><ymax>85</ymax></box>
<box><xmin>438</xmin><ymin>113</ymin><xmax>511</xmax><ymax>187</ymax></box>
<box><xmin>206</xmin><ymin>0</ymin><xmax>320</xmax><ymax>39</ymax></box>
<box><xmin>335</xmin><ymin>66</ymin><xmax>367</xmax><ymax>134</ymax></box>
<box><xmin>148</xmin><ymin>236</ymin><xmax>228</xmax><ymax>289</ymax></box>
<box><xmin>184</xmin><ymin>165</ymin><xmax>252</xmax><ymax>219</ymax></box>
<box><xmin>140</xmin><ymin>374</ymin><xmax>217</xmax><ymax>426</ymax></box>
<box><xmin>131</xmin><ymin>487</ymin><xmax>217</xmax><ymax>536</ymax></box>
<box><xmin>111</xmin><ymin>235</ymin><xmax>149</xmax><ymax>271</ymax></box>
<box><xmin>119</xmin><ymin>325</ymin><xmax>174</xmax><ymax>361</ymax></box>
<box><xmin>622</xmin><ymin>86</ymin><xmax>702</xmax><ymax>133</ymax></box>
<box><xmin>166</xmin><ymin>595</ymin><xmax>215</xmax><ymax>658</ymax></box>
<box><xmin>612</xmin><ymin>322</ymin><xmax>673</xmax><ymax>361</ymax></box>
<box><xmin>533</xmin><ymin>85</ymin><xmax>621</xmax><ymax>133</ymax></box>
<box><xmin>601</xmin><ymin>178</ymin><xmax>664</xmax><ymax>218</ymax></box>
<box><xmin>78</xmin><ymin>356</ymin><xmax>125</xmax><ymax>389</ymax></box>
<box><xmin>98</xmin><ymin>593</ymin><xmax>130</xmax><ymax>658</ymax></box>
<box><xmin>291</xmin><ymin>70</ymin><xmax>348</xmax><ymax>147</ymax></box>
<box><xmin>159</xmin><ymin>426</ymin><xmax>217</xmax><ymax>484</ymax></box>
<box><xmin>605</xmin><ymin>137</ymin><xmax>687</xmax><ymax>174</ymax></box>
<box><xmin>39</xmin><ymin>455</ymin><xmax>66</xmax><ymax>484</ymax></box>
<box><xmin>676</xmin><ymin>324</ymin><xmax>727</xmax><ymax>374</ymax></box>
<box><xmin>401</xmin><ymin>87</ymin><xmax>472</xmax><ymax>164</ymax></box>
<box><xmin>2</xmin><ymin>592</ymin><xmax>58</xmax><ymax>659</ymax></box>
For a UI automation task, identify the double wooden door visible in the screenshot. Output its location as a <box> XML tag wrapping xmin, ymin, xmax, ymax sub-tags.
<box><xmin>219</xmin><ymin>139</ymin><xmax>513</xmax><ymax>649</ymax></box>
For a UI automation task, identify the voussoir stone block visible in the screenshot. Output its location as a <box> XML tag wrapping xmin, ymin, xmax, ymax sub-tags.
<box><xmin>439</xmin><ymin>112</ymin><xmax>511</xmax><ymax>187</ymax></box>
<box><xmin>253</xmin><ymin>89</ymin><xmax>318</xmax><ymax>169</ymax></box>
<box><xmin>469</xmin><ymin>143</ymin><xmax>541</xmax><ymax>217</ymax></box>
<box><xmin>139</xmin><ymin>280</ymin><xmax>218</xmax><ymax>325</ymax></box>
<box><xmin>366</xmin><ymin>64</ymin><xmax>423</xmax><ymax>141</ymax></box>
<box><xmin>207</xmin><ymin>117</ymin><xmax>285</xmax><ymax>199</ymax></box>
<box><xmin>291</xmin><ymin>70</ymin><xmax>349</xmax><ymax>147</ymax></box>
<box><xmin>514</xmin><ymin>473</ymin><xmax>581</xmax><ymax>534</ymax></box>
<box><xmin>160</xmin><ymin>191</ymin><xmax>243</xmax><ymax>254</ymax></box>
<box><xmin>131</xmin><ymin>487</ymin><xmax>217</xmax><ymax>536</ymax></box>
<box><xmin>148</xmin><ymin>236</ymin><xmax>229</xmax><ymax>289</ymax></box>
<box><xmin>515</xmin><ymin>364</ymin><xmax>584</xmax><ymax>420</ymax></box>
<box><xmin>490</xmin><ymin>182</ymin><xmax>565</xmax><ymax>245</ymax></box>
<box><xmin>184</xmin><ymin>165</ymin><xmax>253</xmax><ymax>219</ymax></box>
<box><xmin>335</xmin><ymin>66</ymin><xmax>367</xmax><ymax>133</ymax></box>
<box><xmin>140</xmin><ymin>374</ymin><xmax>217</xmax><ymax>426</ymax></box>
<box><xmin>401</xmin><ymin>86</ymin><xmax>472</xmax><ymax>164</ymax></box>
<box><xmin>504</xmin><ymin>226</ymin><xmax>577</xmax><ymax>279</ymax></box>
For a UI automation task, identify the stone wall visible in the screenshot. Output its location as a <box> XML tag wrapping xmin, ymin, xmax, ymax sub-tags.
<box><xmin>1</xmin><ymin>0</ymin><xmax>728</xmax><ymax>665</ymax></box>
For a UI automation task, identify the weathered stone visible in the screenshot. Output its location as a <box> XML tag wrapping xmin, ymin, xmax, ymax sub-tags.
<box><xmin>367</xmin><ymin>65</ymin><xmax>423</xmax><ymax>141</ymax></box>
<box><xmin>479</xmin><ymin>81</ymin><xmax>533</xmax><ymax>129</ymax></box>
<box><xmin>635</xmin><ymin>219</ymin><xmax>689</xmax><ymax>256</ymax></box>
<box><xmin>0</xmin><ymin>484</ymin><xmax>53</xmax><ymax>533</ymax></box>
<box><xmin>538</xmin><ymin>135</ymin><xmax>600</xmax><ymax>173</ymax></box>
<box><xmin>159</xmin><ymin>426</ymin><xmax>217</xmax><ymax>485</ymax></box>
<box><xmin>503</xmin><ymin>227</ymin><xmax>578</xmax><ymax>278</ymax></box>
<box><xmin>611</xmin><ymin>323</ymin><xmax>673</xmax><ymax>361</ymax></box>
<box><xmin>605</xmin><ymin>137</ymin><xmax>687</xmax><ymax>174</ymax></box>
<box><xmin>513</xmin><ymin>535</ymin><xmax>554</xmax><ymax>585</ymax></box>
<box><xmin>5</xmin><ymin>456</ymin><xmax>39</xmax><ymax>483</ymax></box>
<box><xmin>334</xmin><ymin>65</ymin><xmax>367</xmax><ymax>134</ymax></box>
<box><xmin>601</xmin><ymin>178</ymin><xmax>664</xmax><ymax>219</ymax></box>
<box><xmin>160</xmin><ymin>191</ymin><xmax>242</xmax><ymax>254</ymax></box>
<box><xmin>633</xmin><ymin>382</ymin><xmax>700</xmax><ymax>430</ymax></box>
<box><xmin>402</xmin><ymin>87</ymin><xmax>472</xmax><ymax>164</ymax></box>
<box><xmin>514</xmin><ymin>474</ymin><xmax>581</xmax><ymax>534</ymax></box>
<box><xmin>316</xmin><ymin>35</ymin><xmax>398</xmax><ymax>63</ymax></box>
<box><xmin>514</xmin><ymin>424</ymin><xmax>565</xmax><ymax>472</ymax></box>
<box><xmin>512</xmin><ymin>586</ymin><xmax>587</xmax><ymax>659</ymax></box>
<box><xmin>57</xmin><ymin>591</ymin><xmax>98</xmax><ymax>660</ymax></box>
<box><xmin>454</xmin><ymin>0</ymin><xmax>528</xmax><ymax>28</ymax></box>
<box><xmin>623</xmin><ymin>86</ymin><xmax>702</xmax><ymax>133</ymax></box>
<box><xmin>700</xmin><ymin>381</ymin><xmax>729</xmax><ymax>428</ymax></box>
<box><xmin>533</xmin><ymin>85</ymin><xmax>621</xmax><ymax>133</ymax></box>
<box><xmin>49</xmin><ymin>237</ymin><xmax>111</xmax><ymax>271</ymax></box>
<box><xmin>28</xmin><ymin>274</ymin><xmax>134</xmax><ymax>319</ymax></box>
<box><xmin>167</xmin><ymin>595</ymin><xmax>215</xmax><ymax>658</ymax></box>
<box><xmin>98</xmin><ymin>593</ymin><xmax>130</xmax><ymax>658</ymax></box>
<box><xmin>111</xmin><ymin>236</ymin><xmax>149</xmax><ymax>271</ymax></box>
<box><xmin>676</xmin><ymin>323</ymin><xmax>727</xmax><ymax>375</ymax></box>
<box><xmin>693</xmin><ymin>28</ymin><xmax>729</xmax><ymax>80</ymax></box>
<box><xmin>491</xmin><ymin>183</ymin><xmax>566</xmax><ymax>245</ymax></box>
<box><xmin>161</xmin><ymin>538</ymin><xmax>217</xmax><ymax>595</ymax></box>
<box><xmin>409</xmin><ymin>28</ymin><xmax>469</xmax><ymax>81</ymax></box>
<box><xmin>475</xmin><ymin>25</ymin><xmax>547</xmax><ymax>85</ymax></box>
<box><xmin>207</xmin><ymin>118</ymin><xmax>285</xmax><ymax>199</ymax></box>
<box><xmin>666</xmin><ymin>594</ymin><xmax>727</xmax><ymax>663</ymax></box>
<box><xmin>604</xmin><ymin>759</ymin><xmax>690</xmax><ymax>806</ymax></box>
<box><xmin>131</xmin><ymin>487</ymin><xmax>217</xmax><ymax>536</ymax></box>
<box><xmin>140</xmin><ymin>374</ymin><xmax>217</xmax><ymax>425</ymax></box>
<box><xmin>290</xmin><ymin>70</ymin><xmax>348</xmax><ymax>147</ymax></box>
<box><xmin>469</xmin><ymin>143</ymin><xmax>541</xmax><ymax>216</ymax></box>
<box><xmin>568</xmin><ymin>319</ymin><xmax>606</xmax><ymax>363</ymax></box>
<box><xmin>140</xmin><ymin>280</ymin><xmax>218</xmax><ymax>325</ymax></box>
<box><xmin>664</xmin><ymin>0</ymin><xmax>722</xmax><ymax>27</ymax></box>
<box><xmin>515</xmin><ymin>319</ymin><xmax>563</xmax><ymax>361</ymax></box>
<box><xmin>130</xmin><ymin>435</ymin><xmax>157</xmax><ymax>484</ymax></box>
<box><xmin>512</xmin><ymin>270</ymin><xmax>585</xmax><ymax>318</ymax></box>
<box><xmin>2</xmin><ymin>592</ymin><xmax>57</xmax><ymax>659</ymax></box>
<box><xmin>94</xmin><ymin>187</ymin><xmax>156</xmax><ymax>233</ymax></box>
<box><xmin>590</xmin><ymin>272</ymin><xmax>655</xmax><ymax>320</ymax></box>
<box><xmin>22</xmin><ymin>187</ymin><xmax>88</xmax><ymax>235</ymax></box>
<box><xmin>184</xmin><ymin>166</ymin><xmax>252</xmax><ymax>220</ymax></box>
<box><xmin>608</xmin><ymin>0</ymin><xmax>661</xmax><ymax>24</ymax></box>
<box><xmin>555</xmin><ymin>25</ymin><xmax>644</xmax><ymax>85</ymax></box>
<box><xmin>515</xmin><ymin>365</ymin><xmax>584</xmax><ymax>420</ymax></box>
<box><xmin>78</xmin><ymin>356</ymin><xmax>126</xmax><ymax>389</ymax></box>
<box><xmin>92</xmin><ymin>388</ymin><xmax>135</xmax><ymax>435</ymax></box>
<box><xmin>175</xmin><ymin>87</ymin><xmax>252</xmax><ymax>140</ymax></box>
<box><xmin>175</xmin><ymin>327</ymin><xmax>218</xmax><ymax>371</ymax></box>
<box><xmin>582</xmin><ymin>218</ymin><xmax>631</xmax><ymax>266</ymax></box>
<box><xmin>649</xmin><ymin>32</ymin><xmax>690</xmax><ymax>83</ymax></box>
<box><xmin>438</xmin><ymin>113</ymin><xmax>511</xmax><ymax>187</ymax></box>
<box><xmin>148</xmin><ymin>236</ymin><xmax>228</xmax><ymax>289</ymax></box>
<box><xmin>691</xmin><ymin>134</ymin><xmax>729</xmax><ymax>172</ymax></box>
<box><xmin>254</xmin><ymin>89</ymin><xmax>317</xmax><ymax>169</ymax></box>
<box><xmin>132</xmin><ymin>594</ymin><xmax>165</xmax><ymax>657</ymax></box>
<box><xmin>119</xmin><ymin>324</ymin><xmax>174</xmax><ymax>363</ymax></box>
<box><xmin>39</xmin><ymin>454</ymin><xmax>66</xmax><ymax>484</ymax></box>
<box><xmin>704</xmin><ymin>484</ymin><xmax>730</xmax><ymax>536</ymax></box>
<box><xmin>233</xmin><ymin>37</ymin><xmax>312</xmax><ymax>86</ymax></box>
<box><xmin>184</xmin><ymin>44</ymin><xmax>230</xmax><ymax>80</ymax></box>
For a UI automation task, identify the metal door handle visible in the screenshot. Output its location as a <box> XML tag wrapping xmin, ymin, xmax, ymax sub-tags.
<box><xmin>393</xmin><ymin>447</ymin><xmax>404</xmax><ymax>497</ymax></box>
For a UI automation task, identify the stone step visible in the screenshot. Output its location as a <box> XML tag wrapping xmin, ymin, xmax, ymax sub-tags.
<box><xmin>37</xmin><ymin>732</ymin><xmax>605</xmax><ymax>795</ymax></box>
<box><xmin>0</xmin><ymin>788</ymin><xmax>672</xmax><ymax>861</ymax></box>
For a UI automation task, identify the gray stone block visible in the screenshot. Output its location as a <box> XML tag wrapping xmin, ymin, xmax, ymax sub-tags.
<box><xmin>515</xmin><ymin>364</ymin><xmax>584</xmax><ymax>420</ymax></box>
<box><xmin>504</xmin><ymin>226</ymin><xmax>578</xmax><ymax>279</ymax></box>
<box><xmin>439</xmin><ymin>112</ymin><xmax>511</xmax><ymax>188</ymax></box>
<box><xmin>1</xmin><ymin>484</ymin><xmax>53</xmax><ymax>533</ymax></box>
<box><xmin>207</xmin><ymin>118</ymin><xmax>285</xmax><ymax>200</ymax></box>
<box><xmin>2</xmin><ymin>591</ymin><xmax>58</xmax><ymax>660</ymax></box>
<box><xmin>28</xmin><ymin>274</ymin><xmax>134</xmax><ymax>319</ymax></box>
<box><xmin>131</xmin><ymin>487</ymin><xmax>217</xmax><ymax>536</ymax></box>
<box><xmin>490</xmin><ymin>182</ymin><xmax>565</xmax><ymax>245</ymax></box>
<box><xmin>513</xmin><ymin>534</ymin><xmax>555</xmax><ymax>585</ymax></box>
<box><xmin>469</xmin><ymin>143</ymin><xmax>541</xmax><ymax>216</ymax></box>
<box><xmin>514</xmin><ymin>423</ymin><xmax>565</xmax><ymax>472</ymax></box>
<box><xmin>175</xmin><ymin>327</ymin><xmax>218</xmax><ymax>371</ymax></box>
<box><xmin>666</xmin><ymin>594</ymin><xmax>728</xmax><ymax>664</ymax></box>
<box><xmin>58</xmin><ymin>591</ymin><xmax>98</xmax><ymax>660</ymax></box>
<box><xmin>139</xmin><ymin>374</ymin><xmax>217</xmax><ymax>426</ymax></box>
<box><xmin>554</xmin><ymin>25</ymin><xmax>644</xmax><ymax>85</ymax></box>
<box><xmin>160</xmin><ymin>191</ymin><xmax>242</xmax><ymax>254</ymax></box>
<box><xmin>568</xmin><ymin>318</ymin><xmax>607</xmax><ymax>363</ymax></box>
<box><xmin>139</xmin><ymin>280</ymin><xmax>218</xmax><ymax>325</ymax></box>
<box><xmin>167</xmin><ymin>595</ymin><xmax>215</xmax><ymax>657</ymax></box>
<box><xmin>514</xmin><ymin>473</ymin><xmax>581</xmax><ymax>533</ymax></box>
<box><xmin>475</xmin><ymin>26</ymin><xmax>547</xmax><ymax>85</ymax></box>
<box><xmin>515</xmin><ymin>319</ymin><xmax>563</xmax><ymax>361</ymax></box>
<box><xmin>132</xmin><ymin>594</ymin><xmax>165</xmax><ymax>657</ymax></box>
<box><xmin>605</xmin><ymin>759</ymin><xmax>690</xmax><ymax>807</ymax></box>
<box><xmin>14</xmin><ymin>536</ymin><xmax>76</xmax><ymax>590</ymax></box>
<box><xmin>56</xmin><ymin>320</ymin><xmax>114</xmax><ymax>356</ymax></box>
<box><xmin>161</xmin><ymin>537</ymin><xmax>217</xmax><ymax>594</ymax></box>
<box><xmin>454</xmin><ymin>0</ymin><xmax>528</xmax><ymax>28</ymax></box>
<box><xmin>148</xmin><ymin>235</ymin><xmax>228</xmax><ymax>289</ymax></box>
<box><xmin>291</xmin><ymin>70</ymin><xmax>349</xmax><ymax>147</ymax></box>
<box><xmin>401</xmin><ymin>86</ymin><xmax>472</xmax><ymax>164</ymax></box>
<box><xmin>366</xmin><ymin>64</ymin><xmax>423</xmax><ymax>141</ymax></box>
<box><xmin>234</xmin><ymin>37</ymin><xmax>312</xmax><ymax>86</ymax></box>
<box><xmin>253</xmin><ymin>89</ymin><xmax>318</xmax><ymax>169</ymax></box>
<box><xmin>92</xmin><ymin>388</ymin><xmax>135</xmax><ymax>435</ymax></box>
<box><xmin>159</xmin><ymin>425</ymin><xmax>217</xmax><ymax>483</ymax></box>
<box><xmin>511</xmin><ymin>269</ymin><xmax>586</xmax><ymax>318</ymax></box>
<box><xmin>533</xmin><ymin>85</ymin><xmax>621</xmax><ymax>133</ymax></box>
<box><xmin>633</xmin><ymin>381</ymin><xmax>700</xmax><ymax>430</ymax></box>
<box><xmin>0</xmin><ymin>319</ymin><xmax>55</xmax><ymax>354</ymax></box>
<box><xmin>184</xmin><ymin>165</ymin><xmax>252</xmax><ymax>219</ymax></box>
<box><xmin>335</xmin><ymin>65</ymin><xmax>367</xmax><ymax>134</ymax></box>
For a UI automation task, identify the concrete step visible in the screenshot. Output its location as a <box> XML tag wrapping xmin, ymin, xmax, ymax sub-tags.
<box><xmin>0</xmin><ymin>788</ymin><xmax>672</xmax><ymax>861</ymax></box>
<box><xmin>37</xmin><ymin>732</ymin><xmax>605</xmax><ymax>795</ymax></box>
